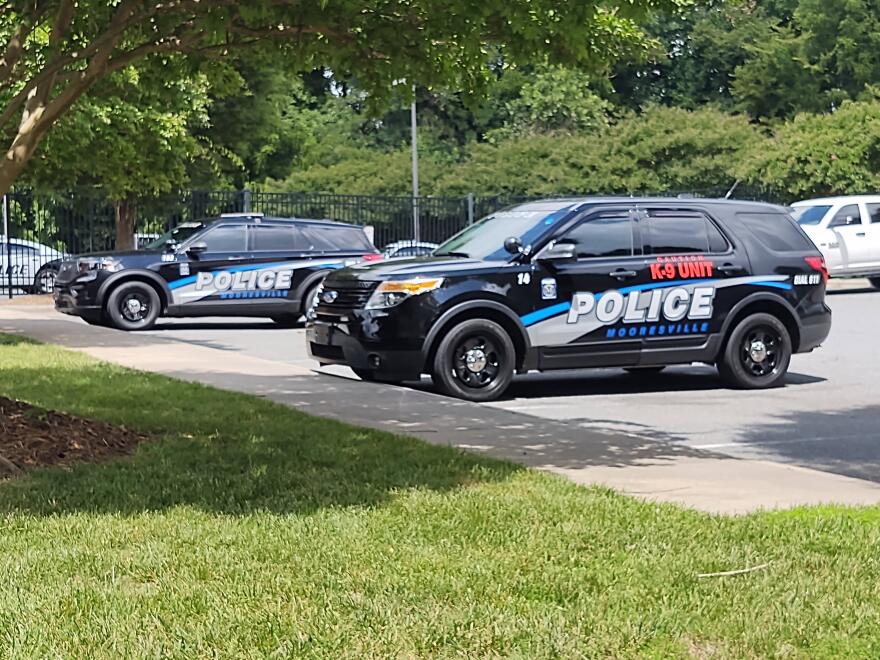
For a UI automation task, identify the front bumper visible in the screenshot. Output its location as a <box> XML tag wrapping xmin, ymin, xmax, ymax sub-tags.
<box><xmin>53</xmin><ymin>281</ymin><xmax>103</xmax><ymax>320</ymax></box>
<box><xmin>306</xmin><ymin>317</ymin><xmax>424</xmax><ymax>380</ymax></box>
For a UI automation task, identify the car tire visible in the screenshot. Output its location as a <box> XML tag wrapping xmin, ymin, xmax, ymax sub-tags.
<box><xmin>300</xmin><ymin>282</ymin><xmax>321</xmax><ymax>318</ymax></box>
<box><xmin>623</xmin><ymin>366</ymin><xmax>666</xmax><ymax>375</ymax></box>
<box><xmin>105</xmin><ymin>281</ymin><xmax>161</xmax><ymax>331</ymax></box>
<box><xmin>430</xmin><ymin>318</ymin><xmax>515</xmax><ymax>402</ymax></box>
<box><xmin>869</xmin><ymin>277</ymin><xmax>880</xmax><ymax>290</ymax></box>
<box><xmin>29</xmin><ymin>266</ymin><xmax>58</xmax><ymax>295</ymax></box>
<box><xmin>718</xmin><ymin>313</ymin><xmax>791</xmax><ymax>389</ymax></box>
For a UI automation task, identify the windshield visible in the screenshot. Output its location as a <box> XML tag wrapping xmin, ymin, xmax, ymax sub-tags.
<box><xmin>145</xmin><ymin>223</ymin><xmax>206</xmax><ymax>250</ymax></box>
<box><xmin>435</xmin><ymin>202</ymin><xmax>576</xmax><ymax>260</ymax></box>
<box><xmin>791</xmin><ymin>205</ymin><xmax>831</xmax><ymax>226</ymax></box>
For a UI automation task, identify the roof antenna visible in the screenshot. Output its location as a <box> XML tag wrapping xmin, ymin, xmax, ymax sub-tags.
<box><xmin>725</xmin><ymin>180</ymin><xmax>740</xmax><ymax>199</ymax></box>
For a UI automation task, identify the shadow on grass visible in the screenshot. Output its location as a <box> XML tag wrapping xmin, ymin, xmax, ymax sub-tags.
<box><xmin>0</xmin><ymin>351</ymin><xmax>521</xmax><ymax>516</ymax></box>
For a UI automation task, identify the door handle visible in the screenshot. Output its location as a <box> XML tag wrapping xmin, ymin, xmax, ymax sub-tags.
<box><xmin>717</xmin><ymin>263</ymin><xmax>744</xmax><ymax>275</ymax></box>
<box><xmin>227</xmin><ymin>255</ymin><xmax>246</xmax><ymax>261</ymax></box>
<box><xmin>856</xmin><ymin>232</ymin><xmax>866</xmax><ymax>237</ymax></box>
<box><xmin>609</xmin><ymin>269</ymin><xmax>637</xmax><ymax>280</ymax></box>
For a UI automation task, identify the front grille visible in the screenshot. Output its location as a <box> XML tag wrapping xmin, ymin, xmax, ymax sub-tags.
<box><xmin>318</xmin><ymin>280</ymin><xmax>378</xmax><ymax>311</ymax></box>
<box><xmin>55</xmin><ymin>260</ymin><xmax>78</xmax><ymax>284</ymax></box>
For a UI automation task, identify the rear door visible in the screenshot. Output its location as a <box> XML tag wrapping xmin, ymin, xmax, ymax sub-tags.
<box><xmin>635</xmin><ymin>206</ymin><xmax>751</xmax><ymax>363</ymax></box>
<box><xmin>530</xmin><ymin>207</ymin><xmax>647</xmax><ymax>369</ymax></box>
<box><xmin>861</xmin><ymin>202</ymin><xmax>880</xmax><ymax>270</ymax></box>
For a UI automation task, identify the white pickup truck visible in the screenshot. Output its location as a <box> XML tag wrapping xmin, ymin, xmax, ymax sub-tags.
<box><xmin>791</xmin><ymin>196</ymin><xmax>880</xmax><ymax>289</ymax></box>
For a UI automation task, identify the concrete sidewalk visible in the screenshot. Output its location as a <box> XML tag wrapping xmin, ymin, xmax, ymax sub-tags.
<box><xmin>3</xmin><ymin>304</ymin><xmax>880</xmax><ymax>515</ymax></box>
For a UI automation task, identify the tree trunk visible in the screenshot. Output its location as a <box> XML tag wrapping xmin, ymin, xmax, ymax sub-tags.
<box><xmin>114</xmin><ymin>197</ymin><xmax>136</xmax><ymax>250</ymax></box>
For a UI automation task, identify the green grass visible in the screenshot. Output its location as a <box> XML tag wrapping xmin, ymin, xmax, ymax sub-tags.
<box><xmin>0</xmin><ymin>333</ymin><xmax>879</xmax><ymax>657</ymax></box>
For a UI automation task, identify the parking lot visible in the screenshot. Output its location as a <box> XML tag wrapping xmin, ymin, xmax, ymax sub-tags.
<box><xmin>125</xmin><ymin>282</ymin><xmax>880</xmax><ymax>484</ymax></box>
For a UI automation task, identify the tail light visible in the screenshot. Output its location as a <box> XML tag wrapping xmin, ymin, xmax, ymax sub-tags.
<box><xmin>360</xmin><ymin>253</ymin><xmax>383</xmax><ymax>262</ymax></box>
<box><xmin>805</xmin><ymin>256</ymin><xmax>828</xmax><ymax>283</ymax></box>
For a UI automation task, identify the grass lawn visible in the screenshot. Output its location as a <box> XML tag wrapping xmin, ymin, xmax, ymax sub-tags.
<box><xmin>0</xmin><ymin>334</ymin><xmax>879</xmax><ymax>658</ymax></box>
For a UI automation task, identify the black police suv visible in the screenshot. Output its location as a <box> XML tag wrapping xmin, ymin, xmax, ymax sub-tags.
<box><xmin>54</xmin><ymin>213</ymin><xmax>380</xmax><ymax>331</ymax></box>
<box><xmin>307</xmin><ymin>198</ymin><xmax>832</xmax><ymax>401</ymax></box>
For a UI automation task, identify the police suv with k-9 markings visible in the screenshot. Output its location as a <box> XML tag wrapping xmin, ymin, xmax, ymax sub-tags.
<box><xmin>54</xmin><ymin>213</ymin><xmax>380</xmax><ymax>330</ymax></box>
<box><xmin>307</xmin><ymin>198</ymin><xmax>832</xmax><ymax>401</ymax></box>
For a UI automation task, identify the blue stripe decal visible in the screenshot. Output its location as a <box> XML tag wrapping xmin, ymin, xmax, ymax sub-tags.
<box><xmin>520</xmin><ymin>302</ymin><xmax>570</xmax><ymax>327</ymax></box>
<box><xmin>519</xmin><ymin>277</ymin><xmax>792</xmax><ymax>327</ymax></box>
<box><xmin>750</xmin><ymin>280</ymin><xmax>793</xmax><ymax>290</ymax></box>
<box><xmin>168</xmin><ymin>261</ymin><xmax>337</xmax><ymax>290</ymax></box>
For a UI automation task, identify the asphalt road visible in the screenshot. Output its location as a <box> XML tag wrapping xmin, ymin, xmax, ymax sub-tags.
<box><xmin>139</xmin><ymin>283</ymin><xmax>880</xmax><ymax>483</ymax></box>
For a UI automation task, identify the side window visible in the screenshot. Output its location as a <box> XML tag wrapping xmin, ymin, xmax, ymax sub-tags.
<box><xmin>866</xmin><ymin>203</ymin><xmax>880</xmax><ymax>224</ymax></box>
<box><xmin>557</xmin><ymin>215</ymin><xmax>634</xmax><ymax>259</ymax></box>
<box><xmin>301</xmin><ymin>226</ymin><xmax>374</xmax><ymax>252</ymax></box>
<box><xmin>829</xmin><ymin>204</ymin><xmax>861</xmax><ymax>228</ymax></box>
<box><xmin>250</xmin><ymin>225</ymin><xmax>306</xmax><ymax>251</ymax></box>
<box><xmin>644</xmin><ymin>211</ymin><xmax>727</xmax><ymax>255</ymax></box>
<box><xmin>200</xmin><ymin>225</ymin><xmax>246</xmax><ymax>252</ymax></box>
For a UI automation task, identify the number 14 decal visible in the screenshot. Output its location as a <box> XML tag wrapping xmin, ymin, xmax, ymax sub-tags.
<box><xmin>517</xmin><ymin>272</ymin><xmax>531</xmax><ymax>285</ymax></box>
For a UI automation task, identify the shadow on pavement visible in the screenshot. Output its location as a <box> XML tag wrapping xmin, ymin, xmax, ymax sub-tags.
<box><xmin>725</xmin><ymin>405</ymin><xmax>880</xmax><ymax>484</ymax></box>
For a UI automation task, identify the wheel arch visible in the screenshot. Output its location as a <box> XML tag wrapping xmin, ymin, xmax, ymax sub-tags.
<box><xmin>421</xmin><ymin>300</ymin><xmax>532</xmax><ymax>373</ymax></box>
<box><xmin>293</xmin><ymin>269</ymin><xmax>333</xmax><ymax>310</ymax></box>
<box><xmin>97</xmin><ymin>270</ymin><xmax>171</xmax><ymax>312</ymax></box>
<box><xmin>720</xmin><ymin>293</ymin><xmax>801</xmax><ymax>356</ymax></box>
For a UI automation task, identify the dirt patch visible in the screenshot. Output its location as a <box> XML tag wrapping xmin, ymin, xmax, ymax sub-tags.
<box><xmin>0</xmin><ymin>396</ymin><xmax>148</xmax><ymax>475</ymax></box>
<box><xmin>0</xmin><ymin>294</ymin><xmax>54</xmax><ymax>306</ymax></box>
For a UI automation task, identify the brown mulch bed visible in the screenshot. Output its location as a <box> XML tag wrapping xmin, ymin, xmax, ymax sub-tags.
<box><xmin>0</xmin><ymin>396</ymin><xmax>148</xmax><ymax>475</ymax></box>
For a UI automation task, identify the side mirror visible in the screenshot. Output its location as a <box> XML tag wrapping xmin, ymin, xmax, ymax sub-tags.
<box><xmin>503</xmin><ymin>236</ymin><xmax>524</xmax><ymax>255</ymax></box>
<box><xmin>186</xmin><ymin>242</ymin><xmax>207</xmax><ymax>258</ymax></box>
<box><xmin>536</xmin><ymin>243</ymin><xmax>577</xmax><ymax>266</ymax></box>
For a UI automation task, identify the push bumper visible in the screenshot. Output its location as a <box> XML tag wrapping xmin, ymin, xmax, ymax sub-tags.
<box><xmin>306</xmin><ymin>319</ymin><xmax>423</xmax><ymax>381</ymax></box>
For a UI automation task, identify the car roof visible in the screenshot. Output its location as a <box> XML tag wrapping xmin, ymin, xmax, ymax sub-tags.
<box><xmin>208</xmin><ymin>214</ymin><xmax>365</xmax><ymax>229</ymax></box>
<box><xmin>791</xmin><ymin>195</ymin><xmax>880</xmax><ymax>206</ymax></box>
<box><xmin>513</xmin><ymin>196</ymin><xmax>786</xmax><ymax>214</ymax></box>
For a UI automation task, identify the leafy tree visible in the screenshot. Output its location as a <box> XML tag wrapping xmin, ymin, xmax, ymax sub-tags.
<box><xmin>20</xmin><ymin>59</ymin><xmax>215</xmax><ymax>248</ymax></box>
<box><xmin>739</xmin><ymin>100</ymin><xmax>880</xmax><ymax>199</ymax></box>
<box><xmin>0</xmin><ymin>0</ymin><xmax>681</xmax><ymax>198</ymax></box>
<box><xmin>272</xmin><ymin>105</ymin><xmax>761</xmax><ymax>198</ymax></box>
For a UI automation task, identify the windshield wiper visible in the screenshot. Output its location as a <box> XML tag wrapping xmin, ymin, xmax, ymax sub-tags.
<box><xmin>434</xmin><ymin>251</ymin><xmax>470</xmax><ymax>258</ymax></box>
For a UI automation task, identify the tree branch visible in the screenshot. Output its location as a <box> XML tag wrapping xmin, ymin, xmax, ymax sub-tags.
<box><xmin>0</xmin><ymin>21</ymin><xmax>30</xmax><ymax>85</ymax></box>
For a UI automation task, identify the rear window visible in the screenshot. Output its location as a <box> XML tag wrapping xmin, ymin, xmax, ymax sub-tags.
<box><xmin>737</xmin><ymin>212</ymin><xmax>817</xmax><ymax>252</ymax></box>
<box><xmin>250</xmin><ymin>225</ymin><xmax>307</xmax><ymax>251</ymax></box>
<box><xmin>300</xmin><ymin>225</ymin><xmax>374</xmax><ymax>252</ymax></box>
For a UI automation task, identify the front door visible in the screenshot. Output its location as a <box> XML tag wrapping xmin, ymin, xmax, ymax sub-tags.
<box><xmin>529</xmin><ymin>207</ymin><xmax>648</xmax><ymax>369</ymax></box>
<box><xmin>165</xmin><ymin>223</ymin><xmax>255</xmax><ymax>311</ymax></box>
<box><xmin>827</xmin><ymin>203</ymin><xmax>871</xmax><ymax>274</ymax></box>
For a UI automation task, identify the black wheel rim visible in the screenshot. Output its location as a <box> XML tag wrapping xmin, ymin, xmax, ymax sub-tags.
<box><xmin>120</xmin><ymin>292</ymin><xmax>150</xmax><ymax>322</ymax></box>
<box><xmin>451</xmin><ymin>334</ymin><xmax>503</xmax><ymax>389</ymax></box>
<box><xmin>740</xmin><ymin>324</ymin><xmax>782</xmax><ymax>378</ymax></box>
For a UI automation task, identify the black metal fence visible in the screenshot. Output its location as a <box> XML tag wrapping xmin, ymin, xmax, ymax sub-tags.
<box><xmin>1</xmin><ymin>184</ymin><xmax>783</xmax><ymax>296</ymax></box>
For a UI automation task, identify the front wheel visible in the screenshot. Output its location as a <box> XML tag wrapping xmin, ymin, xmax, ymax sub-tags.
<box><xmin>431</xmin><ymin>318</ymin><xmax>515</xmax><ymax>402</ymax></box>
<box><xmin>718</xmin><ymin>313</ymin><xmax>791</xmax><ymax>389</ymax></box>
<box><xmin>29</xmin><ymin>266</ymin><xmax>58</xmax><ymax>295</ymax></box>
<box><xmin>869</xmin><ymin>277</ymin><xmax>880</xmax><ymax>290</ymax></box>
<box><xmin>105</xmin><ymin>282</ymin><xmax>161</xmax><ymax>331</ymax></box>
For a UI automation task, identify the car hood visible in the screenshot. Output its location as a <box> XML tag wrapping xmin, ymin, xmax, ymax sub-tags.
<box><xmin>331</xmin><ymin>255</ymin><xmax>503</xmax><ymax>282</ymax></box>
<box><xmin>68</xmin><ymin>249</ymin><xmax>162</xmax><ymax>260</ymax></box>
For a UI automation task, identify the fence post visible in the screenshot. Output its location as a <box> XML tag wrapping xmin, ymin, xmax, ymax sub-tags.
<box><xmin>466</xmin><ymin>193</ymin><xmax>475</xmax><ymax>225</ymax></box>
<box><xmin>242</xmin><ymin>188</ymin><xmax>252</xmax><ymax>213</ymax></box>
<box><xmin>3</xmin><ymin>195</ymin><xmax>11</xmax><ymax>299</ymax></box>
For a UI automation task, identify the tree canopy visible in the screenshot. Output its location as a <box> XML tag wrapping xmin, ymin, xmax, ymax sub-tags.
<box><xmin>0</xmin><ymin>0</ymin><xmax>680</xmax><ymax>196</ymax></box>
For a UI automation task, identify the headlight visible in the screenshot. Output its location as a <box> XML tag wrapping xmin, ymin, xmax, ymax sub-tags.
<box><xmin>76</xmin><ymin>257</ymin><xmax>123</xmax><ymax>281</ymax></box>
<box><xmin>365</xmin><ymin>277</ymin><xmax>444</xmax><ymax>309</ymax></box>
